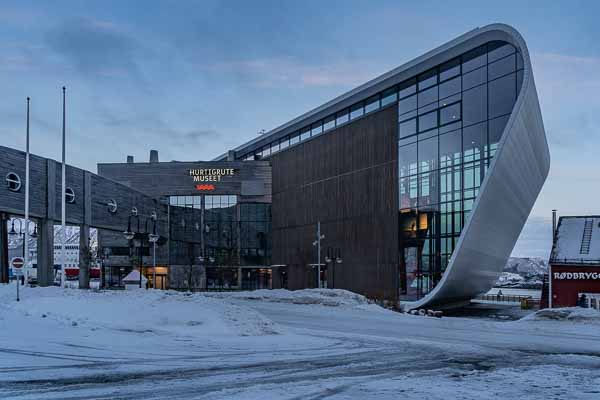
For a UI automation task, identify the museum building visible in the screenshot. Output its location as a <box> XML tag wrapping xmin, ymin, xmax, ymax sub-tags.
<box><xmin>1</xmin><ymin>24</ymin><xmax>549</xmax><ymax>309</ymax></box>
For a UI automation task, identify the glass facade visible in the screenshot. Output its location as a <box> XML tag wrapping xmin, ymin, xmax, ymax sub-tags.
<box><xmin>232</xmin><ymin>40</ymin><xmax>523</xmax><ymax>301</ymax></box>
<box><xmin>168</xmin><ymin>195</ymin><xmax>271</xmax><ymax>268</ymax></box>
<box><xmin>398</xmin><ymin>41</ymin><xmax>523</xmax><ymax>300</ymax></box>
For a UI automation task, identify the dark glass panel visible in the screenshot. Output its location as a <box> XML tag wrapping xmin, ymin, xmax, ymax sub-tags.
<box><xmin>399</xmin><ymin>142</ymin><xmax>418</xmax><ymax>177</ymax></box>
<box><xmin>418</xmin><ymin>102</ymin><xmax>437</xmax><ymax>115</ymax></box>
<box><xmin>323</xmin><ymin>115</ymin><xmax>335</xmax><ymax>131</ymax></box>
<box><xmin>299</xmin><ymin>126</ymin><xmax>311</xmax><ymax>141</ymax></box>
<box><xmin>418</xmin><ymin>129</ymin><xmax>438</xmax><ymax>141</ymax></box>
<box><xmin>311</xmin><ymin>121</ymin><xmax>323</xmax><ymax>136</ymax></box>
<box><xmin>488</xmin><ymin>73</ymin><xmax>516</xmax><ymax>119</ymax></box>
<box><xmin>439</xmin><ymin>76</ymin><xmax>461</xmax><ymax>99</ymax></box>
<box><xmin>418</xmin><ymin>69</ymin><xmax>438</xmax><ymax>90</ymax></box>
<box><xmin>280</xmin><ymin>136</ymin><xmax>290</xmax><ymax>150</ymax></box>
<box><xmin>399</xmin><ymin>118</ymin><xmax>417</xmax><ymax>138</ymax></box>
<box><xmin>381</xmin><ymin>87</ymin><xmax>397</xmax><ymax>106</ymax></box>
<box><xmin>488</xmin><ymin>41</ymin><xmax>515</xmax><ymax>63</ymax></box>
<box><xmin>350</xmin><ymin>102</ymin><xmax>364</xmax><ymax>120</ymax></box>
<box><xmin>439</xmin><ymin>121</ymin><xmax>461</xmax><ymax>134</ymax></box>
<box><xmin>462</xmin><ymin>66</ymin><xmax>487</xmax><ymax>90</ymax></box>
<box><xmin>439</xmin><ymin>129</ymin><xmax>461</xmax><ymax>168</ymax></box>
<box><xmin>488</xmin><ymin>54</ymin><xmax>516</xmax><ymax>80</ymax></box>
<box><xmin>439</xmin><ymin>93</ymin><xmax>461</xmax><ymax>108</ymax></box>
<box><xmin>462</xmin><ymin>85</ymin><xmax>487</xmax><ymax>126</ymax></box>
<box><xmin>335</xmin><ymin>109</ymin><xmax>349</xmax><ymax>126</ymax></box>
<box><xmin>439</xmin><ymin>58</ymin><xmax>460</xmax><ymax>81</ymax></box>
<box><xmin>365</xmin><ymin>95</ymin><xmax>380</xmax><ymax>113</ymax></box>
<box><xmin>418</xmin><ymin>135</ymin><xmax>438</xmax><ymax>173</ymax></box>
<box><xmin>462</xmin><ymin>45</ymin><xmax>486</xmax><ymax>73</ymax></box>
<box><xmin>419</xmin><ymin>111</ymin><xmax>437</xmax><ymax>132</ymax></box>
<box><xmin>398</xmin><ymin>94</ymin><xmax>417</xmax><ymax>115</ymax></box>
<box><xmin>463</xmin><ymin>122</ymin><xmax>486</xmax><ymax>163</ymax></box>
<box><xmin>517</xmin><ymin>69</ymin><xmax>523</xmax><ymax>92</ymax></box>
<box><xmin>399</xmin><ymin>78</ymin><xmax>417</xmax><ymax>98</ymax></box>
<box><xmin>439</xmin><ymin>102</ymin><xmax>461</xmax><ymax>125</ymax></box>
<box><xmin>398</xmin><ymin>135</ymin><xmax>417</xmax><ymax>147</ymax></box>
<box><xmin>418</xmin><ymin>86</ymin><xmax>438</xmax><ymax>107</ymax></box>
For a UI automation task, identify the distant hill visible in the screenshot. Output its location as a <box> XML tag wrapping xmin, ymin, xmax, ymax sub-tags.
<box><xmin>495</xmin><ymin>257</ymin><xmax>548</xmax><ymax>289</ymax></box>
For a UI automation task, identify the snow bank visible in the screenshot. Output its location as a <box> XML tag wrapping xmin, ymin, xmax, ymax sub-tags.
<box><xmin>519</xmin><ymin>307</ymin><xmax>600</xmax><ymax>324</ymax></box>
<box><xmin>207</xmin><ymin>288</ymin><xmax>383</xmax><ymax>311</ymax></box>
<box><xmin>0</xmin><ymin>285</ymin><xmax>281</xmax><ymax>337</ymax></box>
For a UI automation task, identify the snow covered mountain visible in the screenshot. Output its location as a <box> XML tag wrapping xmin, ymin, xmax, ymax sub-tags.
<box><xmin>495</xmin><ymin>257</ymin><xmax>548</xmax><ymax>288</ymax></box>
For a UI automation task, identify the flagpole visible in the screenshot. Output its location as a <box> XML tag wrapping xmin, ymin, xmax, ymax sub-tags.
<box><xmin>61</xmin><ymin>87</ymin><xmax>66</xmax><ymax>288</ymax></box>
<box><xmin>24</xmin><ymin>97</ymin><xmax>30</xmax><ymax>286</ymax></box>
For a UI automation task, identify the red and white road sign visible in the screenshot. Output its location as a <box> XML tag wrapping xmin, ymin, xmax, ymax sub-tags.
<box><xmin>11</xmin><ymin>257</ymin><xmax>24</xmax><ymax>269</ymax></box>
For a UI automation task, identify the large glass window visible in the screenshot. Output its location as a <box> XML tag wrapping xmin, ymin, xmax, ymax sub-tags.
<box><xmin>399</xmin><ymin>40</ymin><xmax>522</xmax><ymax>301</ymax></box>
<box><xmin>399</xmin><ymin>142</ymin><xmax>418</xmax><ymax>177</ymax></box>
<box><xmin>439</xmin><ymin>76</ymin><xmax>461</xmax><ymax>99</ymax></box>
<box><xmin>439</xmin><ymin>102</ymin><xmax>461</xmax><ymax>125</ymax></box>
<box><xmin>418</xmin><ymin>86</ymin><xmax>438</xmax><ymax>107</ymax></box>
<box><xmin>488</xmin><ymin>73</ymin><xmax>516</xmax><ymax>119</ymax></box>
<box><xmin>399</xmin><ymin>118</ymin><xmax>417</xmax><ymax>138</ymax></box>
<box><xmin>418</xmin><ymin>111</ymin><xmax>437</xmax><ymax>132</ymax></box>
<box><xmin>462</xmin><ymin>85</ymin><xmax>487</xmax><ymax>126</ymax></box>
<box><xmin>398</xmin><ymin>95</ymin><xmax>417</xmax><ymax>115</ymax></box>
<box><xmin>488</xmin><ymin>54</ymin><xmax>516</xmax><ymax>81</ymax></box>
<box><xmin>350</xmin><ymin>103</ymin><xmax>364</xmax><ymax>120</ymax></box>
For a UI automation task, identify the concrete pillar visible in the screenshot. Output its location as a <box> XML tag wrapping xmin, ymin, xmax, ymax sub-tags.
<box><xmin>37</xmin><ymin>219</ymin><xmax>54</xmax><ymax>286</ymax></box>
<box><xmin>78</xmin><ymin>224</ymin><xmax>90</xmax><ymax>289</ymax></box>
<box><xmin>0</xmin><ymin>213</ymin><xmax>9</xmax><ymax>283</ymax></box>
<box><xmin>237</xmin><ymin>267</ymin><xmax>243</xmax><ymax>289</ymax></box>
<box><xmin>79</xmin><ymin>172</ymin><xmax>92</xmax><ymax>289</ymax></box>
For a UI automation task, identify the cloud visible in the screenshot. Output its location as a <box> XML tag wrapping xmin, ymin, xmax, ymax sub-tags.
<box><xmin>45</xmin><ymin>17</ymin><xmax>144</xmax><ymax>81</ymax></box>
<box><xmin>531</xmin><ymin>52</ymin><xmax>600</xmax><ymax>148</ymax></box>
<box><xmin>202</xmin><ymin>57</ymin><xmax>382</xmax><ymax>88</ymax></box>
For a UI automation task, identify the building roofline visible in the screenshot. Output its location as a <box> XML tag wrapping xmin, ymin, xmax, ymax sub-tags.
<box><xmin>213</xmin><ymin>23</ymin><xmax>522</xmax><ymax>161</ymax></box>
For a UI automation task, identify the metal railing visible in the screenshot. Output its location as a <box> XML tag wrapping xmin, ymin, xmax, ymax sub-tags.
<box><xmin>475</xmin><ymin>294</ymin><xmax>533</xmax><ymax>303</ymax></box>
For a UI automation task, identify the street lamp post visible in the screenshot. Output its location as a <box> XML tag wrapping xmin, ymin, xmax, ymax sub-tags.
<box><xmin>312</xmin><ymin>221</ymin><xmax>325</xmax><ymax>288</ymax></box>
<box><xmin>148</xmin><ymin>216</ymin><xmax>159</xmax><ymax>289</ymax></box>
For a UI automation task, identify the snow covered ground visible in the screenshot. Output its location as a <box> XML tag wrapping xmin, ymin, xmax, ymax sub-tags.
<box><xmin>1</xmin><ymin>285</ymin><xmax>600</xmax><ymax>399</ymax></box>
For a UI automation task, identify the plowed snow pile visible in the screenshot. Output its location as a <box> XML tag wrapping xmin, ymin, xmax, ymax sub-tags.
<box><xmin>208</xmin><ymin>288</ymin><xmax>384</xmax><ymax>311</ymax></box>
<box><xmin>0</xmin><ymin>285</ymin><xmax>281</xmax><ymax>336</ymax></box>
<box><xmin>519</xmin><ymin>307</ymin><xmax>600</xmax><ymax>324</ymax></box>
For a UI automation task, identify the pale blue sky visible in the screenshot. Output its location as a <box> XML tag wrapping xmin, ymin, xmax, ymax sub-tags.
<box><xmin>1</xmin><ymin>1</ymin><xmax>599</xmax><ymax>257</ymax></box>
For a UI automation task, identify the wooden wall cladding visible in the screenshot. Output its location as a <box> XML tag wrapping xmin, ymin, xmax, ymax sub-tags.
<box><xmin>270</xmin><ymin>106</ymin><xmax>399</xmax><ymax>302</ymax></box>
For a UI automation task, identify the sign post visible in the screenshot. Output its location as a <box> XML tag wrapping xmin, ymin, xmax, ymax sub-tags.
<box><xmin>12</xmin><ymin>257</ymin><xmax>24</xmax><ymax>302</ymax></box>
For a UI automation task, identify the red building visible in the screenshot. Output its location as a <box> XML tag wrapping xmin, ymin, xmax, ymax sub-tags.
<box><xmin>547</xmin><ymin>216</ymin><xmax>600</xmax><ymax>310</ymax></box>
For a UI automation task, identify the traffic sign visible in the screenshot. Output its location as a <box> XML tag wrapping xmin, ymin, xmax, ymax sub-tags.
<box><xmin>11</xmin><ymin>257</ymin><xmax>24</xmax><ymax>269</ymax></box>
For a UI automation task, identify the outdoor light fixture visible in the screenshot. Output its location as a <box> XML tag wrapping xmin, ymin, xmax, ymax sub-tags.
<box><xmin>123</xmin><ymin>216</ymin><xmax>135</xmax><ymax>240</ymax></box>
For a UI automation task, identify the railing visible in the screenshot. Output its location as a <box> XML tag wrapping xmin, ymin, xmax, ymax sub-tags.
<box><xmin>474</xmin><ymin>294</ymin><xmax>533</xmax><ymax>303</ymax></box>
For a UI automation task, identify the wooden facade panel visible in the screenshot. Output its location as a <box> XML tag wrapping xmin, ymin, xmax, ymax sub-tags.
<box><xmin>271</xmin><ymin>106</ymin><xmax>399</xmax><ymax>302</ymax></box>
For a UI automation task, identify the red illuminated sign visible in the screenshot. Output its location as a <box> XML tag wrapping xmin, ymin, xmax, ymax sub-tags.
<box><xmin>196</xmin><ymin>184</ymin><xmax>215</xmax><ymax>191</ymax></box>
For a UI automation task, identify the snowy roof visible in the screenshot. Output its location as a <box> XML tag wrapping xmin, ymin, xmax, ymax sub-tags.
<box><xmin>552</xmin><ymin>216</ymin><xmax>600</xmax><ymax>264</ymax></box>
<box><xmin>123</xmin><ymin>270</ymin><xmax>148</xmax><ymax>283</ymax></box>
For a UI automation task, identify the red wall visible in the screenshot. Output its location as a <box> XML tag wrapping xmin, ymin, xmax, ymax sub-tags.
<box><xmin>550</xmin><ymin>265</ymin><xmax>600</xmax><ymax>307</ymax></box>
